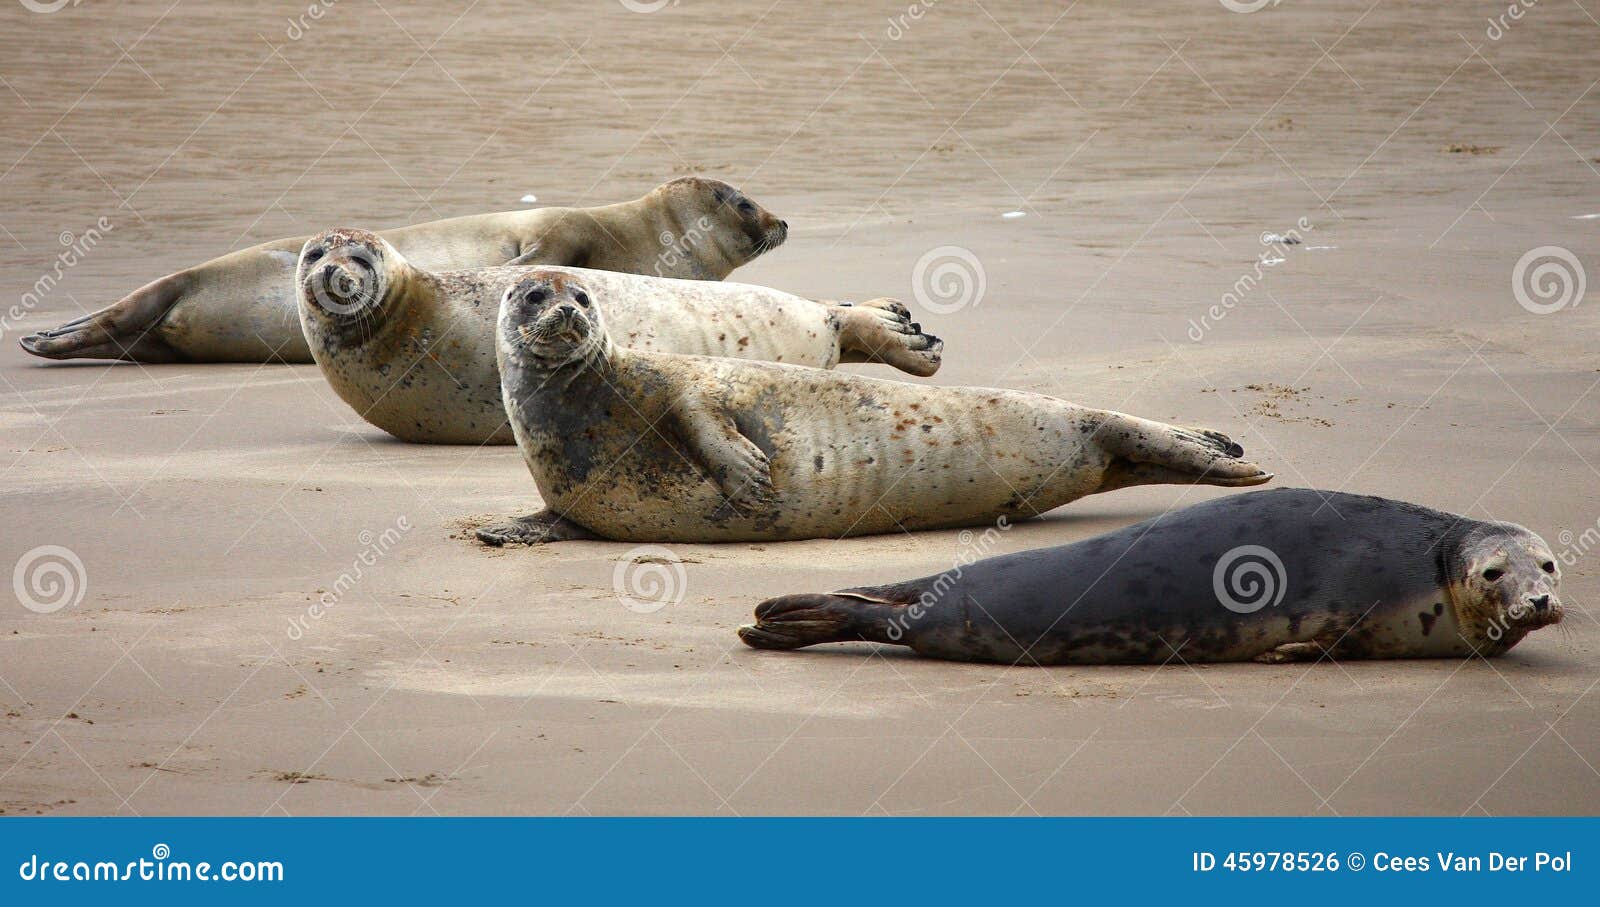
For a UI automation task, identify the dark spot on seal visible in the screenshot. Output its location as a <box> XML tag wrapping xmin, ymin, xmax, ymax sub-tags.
<box><xmin>813</xmin><ymin>454</ymin><xmax>824</xmax><ymax>473</ymax></box>
<box><xmin>1418</xmin><ymin>609</ymin><xmax>1437</xmax><ymax>636</ymax></box>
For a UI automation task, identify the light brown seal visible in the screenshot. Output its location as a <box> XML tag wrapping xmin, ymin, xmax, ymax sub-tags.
<box><xmin>477</xmin><ymin>270</ymin><xmax>1272</xmax><ymax>545</ymax></box>
<box><xmin>20</xmin><ymin>177</ymin><xmax>784</xmax><ymax>363</ymax></box>
<box><xmin>296</xmin><ymin>229</ymin><xmax>941</xmax><ymax>444</ymax></box>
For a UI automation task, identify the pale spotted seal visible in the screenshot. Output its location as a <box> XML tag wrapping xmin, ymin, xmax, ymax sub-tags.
<box><xmin>739</xmin><ymin>488</ymin><xmax>1565</xmax><ymax>663</ymax></box>
<box><xmin>478</xmin><ymin>270</ymin><xmax>1269</xmax><ymax>545</ymax></box>
<box><xmin>20</xmin><ymin>177</ymin><xmax>783</xmax><ymax>363</ymax></box>
<box><xmin>297</xmin><ymin>229</ymin><xmax>941</xmax><ymax>444</ymax></box>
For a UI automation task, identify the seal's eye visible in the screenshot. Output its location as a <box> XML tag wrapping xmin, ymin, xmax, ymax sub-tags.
<box><xmin>1482</xmin><ymin>568</ymin><xmax>1504</xmax><ymax>582</ymax></box>
<box><xmin>738</xmin><ymin>201</ymin><xmax>755</xmax><ymax>214</ymax></box>
<box><xmin>573</xmin><ymin>291</ymin><xmax>591</xmax><ymax>308</ymax></box>
<box><xmin>1542</xmin><ymin>561</ymin><xmax>1557</xmax><ymax>574</ymax></box>
<box><xmin>524</xmin><ymin>288</ymin><xmax>548</xmax><ymax>305</ymax></box>
<box><xmin>304</xmin><ymin>248</ymin><xmax>325</xmax><ymax>264</ymax></box>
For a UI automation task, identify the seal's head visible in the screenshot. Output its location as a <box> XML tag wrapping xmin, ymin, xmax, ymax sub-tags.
<box><xmin>297</xmin><ymin>228</ymin><xmax>407</xmax><ymax>343</ymax></box>
<box><xmin>1448</xmin><ymin>523</ymin><xmax>1564</xmax><ymax>651</ymax></box>
<box><xmin>498</xmin><ymin>270</ymin><xmax>610</xmax><ymax>370</ymax></box>
<box><xmin>657</xmin><ymin>176</ymin><xmax>787</xmax><ymax>269</ymax></box>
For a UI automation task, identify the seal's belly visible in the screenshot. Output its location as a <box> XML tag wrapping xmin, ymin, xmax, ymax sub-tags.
<box><xmin>907</xmin><ymin>594</ymin><xmax>1476</xmax><ymax>665</ymax></box>
<box><xmin>544</xmin><ymin>377</ymin><xmax>1110</xmax><ymax>542</ymax></box>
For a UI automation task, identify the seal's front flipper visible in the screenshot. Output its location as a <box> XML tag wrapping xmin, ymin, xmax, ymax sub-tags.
<box><xmin>740</xmin><ymin>593</ymin><xmax>876</xmax><ymax>650</ymax></box>
<box><xmin>1254</xmin><ymin>642</ymin><xmax>1325</xmax><ymax>664</ymax></box>
<box><xmin>20</xmin><ymin>273</ymin><xmax>189</xmax><ymax>362</ymax></box>
<box><xmin>475</xmin><ymin>509</ymin><xmax>599</xmax><ymax>546</ymax></box>
<box><xmin>506</xmin><ymin>236</ymin><xmax>579</xmax><ymax>268</ymax></box>
<box><xmin>673</xmin><ymin>401</ymin><xmax>780</xmax><ymax>519</ymax></box>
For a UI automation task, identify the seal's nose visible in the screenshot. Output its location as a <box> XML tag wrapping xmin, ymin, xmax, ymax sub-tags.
<box><xmin>1529</xmin><ymin>594</ymin><xmax>1551</xmax><ymax>612</ymax></box>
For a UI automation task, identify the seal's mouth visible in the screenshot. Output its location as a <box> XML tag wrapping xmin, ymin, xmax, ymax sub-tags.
<box><xmin>1508</xmin><ymin>597</ymin><xmax>1564</xmax><ymax>629</ymax></box>
<box><xmin>516</xmin><ymin>304</ymin><xmax>589</xmax><ymax>350</ymax></box>
<box><xmin>302</xmin><ymin>251</ymin><xmax>383</xmax><ymax>318</ymax></box>
<box><xmin>750</xmin><ymin>219</ymin><xmax>787</xmax><ymax>259</ymax></box>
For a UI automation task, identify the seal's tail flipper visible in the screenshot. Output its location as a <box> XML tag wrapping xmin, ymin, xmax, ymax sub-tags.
<box><xmin>1099</xmin><ymin>414</ymin><xmax>1273</xmax><ymax>490</ymax></box>
<box><xmin>19</xmin><ymin>274</ymin><xmax>188</xmax><ymax>362</ymax></box>
<box><xmin>740</xmin><ymin>592</ymin><xmax>901</xmax><ymax>651</ymax></box>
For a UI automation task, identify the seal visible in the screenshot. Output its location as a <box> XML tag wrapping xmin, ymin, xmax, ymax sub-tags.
<box><xmin>478</xmin><ymin>270</ymin><xmax>1270</xmax><ymax>545</ymax></box>
<box><xmin>739</xmin><ymin>488</ymin><xmax>1566</xmax><ymax>663</ymax></box>
<box><xmin>297</xmin><ymin>229</ymin><xmax>941</xmax><ymax>444</ymax></box>
<box><xmin>20</xmin><ymin>177</ymin><xmax>785</xmax><ymax>363</ymax></box>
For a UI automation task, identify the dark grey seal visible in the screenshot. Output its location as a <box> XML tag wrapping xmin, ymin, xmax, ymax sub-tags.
<box><xmin>739</xmin><ymin>489</ymin><xmax>1564</xmax><ymax>663</ymax></box>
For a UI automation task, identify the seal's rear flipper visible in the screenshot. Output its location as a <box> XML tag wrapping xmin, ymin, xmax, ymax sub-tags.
<box><xmin>740</xmin><ymin>592</ymin><xmax>899</xmax><ymax>650</ymax></box>
<box><xmin>1100</xmin><ymin>415</ymin><xmax>1272</xmax><ymax>490</ymax></box>
<box><xmin>20</xmin><ymin>274</ymin><xmax>189</xmax><ymax>362</ymax></box>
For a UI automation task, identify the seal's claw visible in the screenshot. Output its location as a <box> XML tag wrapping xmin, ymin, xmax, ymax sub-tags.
<box><xmin>473</xmin><ymin>510</ymin><xmax>598</xmax><ymax>547</ymax></box>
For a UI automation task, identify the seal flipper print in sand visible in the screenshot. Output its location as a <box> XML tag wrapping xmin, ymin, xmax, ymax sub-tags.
<box><xmin>739</xmin><ymin>488</ymin><xmax>1565</xmax><ymax>664</ymax></box>
<box><xmin>20</xmin><ymin>177</ymin><xmax>785</xmax><ymax>363</ymax></box>
<box><xmin>478</xmin><ymin>270</ymin><xmax>1269</xmax><ymax>545</ymax></box>
<box><xmin>296</xmin><ymin>230</ymin><xmax>942</xmax><ymax>445</ymax></box>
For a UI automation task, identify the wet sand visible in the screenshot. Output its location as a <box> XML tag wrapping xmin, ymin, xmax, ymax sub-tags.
<box><xmin>1</xmin><ymin>0</ymin><xmax>1597</xmax><ymax>815</ymax></box>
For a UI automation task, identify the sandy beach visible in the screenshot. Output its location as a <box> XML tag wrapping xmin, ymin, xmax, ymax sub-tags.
<box><xmin>1</xmin><ymin>0</ymin><xmax>1597</xmax><ymax>815</ymax></box>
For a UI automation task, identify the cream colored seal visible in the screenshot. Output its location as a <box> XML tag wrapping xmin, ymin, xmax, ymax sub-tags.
<box><xmin>297</xmin><ymin>229</ymin><xmax>942</xmax><ymax>444</ymax></box>
<box><xmin>21</xmin><ymin>177</ymin><xmax>785</xmax><ymax>363</ymax></box>
<box><xmin>477</xmin><ymin>270</ymin><xmax>1272</xmax><ymax>545</ymax></box>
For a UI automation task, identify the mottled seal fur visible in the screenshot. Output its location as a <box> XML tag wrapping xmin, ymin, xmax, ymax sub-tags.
<box><xmin>479</xmin><ymin>270</ymin><xmax>1270</xmax><ymax>545</ymax></box>
<box><xmin>297</xmin><ymin>230</ymin><xmax>941</xmax><ymax>444</ymax></box>
<box><xmin>740</xmin><ymin>488</ymin><xmax>1565</xmax><ymax>663</ymax></box>
<box><xmin>21</xmin><ymin>177</ymin><xmax>784</xmax><ymax>363</ymax></box>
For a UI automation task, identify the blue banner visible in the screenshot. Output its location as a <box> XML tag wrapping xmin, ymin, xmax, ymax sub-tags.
<box><xmin>0</xmin><ymin>818</ymin><xmax>1593</xmax><ymax>903</ymax></box>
